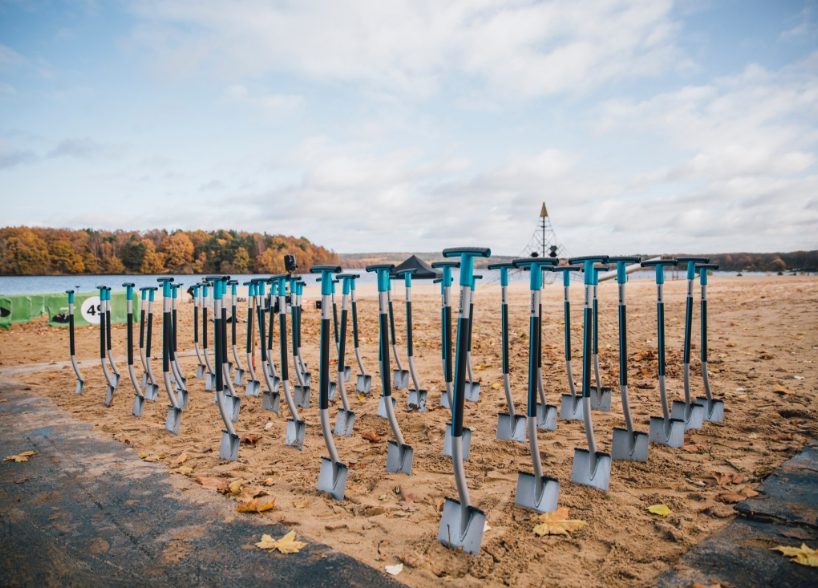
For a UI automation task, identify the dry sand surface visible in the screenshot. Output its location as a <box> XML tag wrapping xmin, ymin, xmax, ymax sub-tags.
<box><xmin>1</xmin><ymin>275</ymin><xmax>817</xmax><ymax>587</ymax></box>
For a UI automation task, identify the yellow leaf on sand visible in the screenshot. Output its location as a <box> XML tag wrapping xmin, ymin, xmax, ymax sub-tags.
<box><xmin>385</xmin><ymin>563</ymin><xmax>403</xmax><ymax>576</ymax></box>
<box><xmin>773</xmin><ymin>543</ymin><xmax>818</xmax><ymax>567</ymax></box>
<box><xmin>256</xmin><ymin>531</ymin><xmax>306</xmax><ymax>554</ymax></box>
<box><xmin>177</xmin><ymin>466</ymin><xmax>193</xmax><ymax>475</ymax></box>
<box><xmin>174</xmin><ymin>453</ymin><xmax>189</xmax><ymax>465</ymax></box>
<box><xmin>237</xmin><ymin>499</ymin><xmax>277</xmax><ymax>513</ymax></box>
<box><xmin>229</xmin><ymin>480</ymin><xmax>242</xmax><ymax>496</ymax></box>
<box><xmin>648</xmin><ymin>504</ymin><xmax>672</xmax><ymax>517</ymax></box>
<box><xmin>490</xmin><ymin>383</ymin><xmax>500</xmax><ymax>390</ymax></box>
<box><xmin>138</xmin><ymin>452</ymin><xmax>149</xmax><ymax>460</ymax></box>
<box><xmin>532</xmin><ymin>507</ymin><xmax>587</xmax><ymax>536</ymax></box>
<box><xmin>4</xmin><ymin>450</ymin><xmax>37</xmax><ymax>463</ymax></box>
<box><xmin>293</xmin><ymin>498</ymin><xmax>310</xmax><ymax>509</ymax></box>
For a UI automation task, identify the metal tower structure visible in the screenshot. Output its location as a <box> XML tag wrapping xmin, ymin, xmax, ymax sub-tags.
<box><xmin>517</xmin><ymin>201</ymin><xmax>568</xmax><ymax>283</ymax></box>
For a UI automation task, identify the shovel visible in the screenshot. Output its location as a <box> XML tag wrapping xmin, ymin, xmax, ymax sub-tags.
<box><xmin>101</xmin><ymin>287</ymin><xmax>121</xmax><ymax>388</ymax></box>
<box><xmin>272</xmin><ymin>276</ymin><xmax>306</xmax><ymax>449</ymax></box>
<box><xmin>96</xmin><ymin>286</ymin><xmax>117</xmax><ymax>406</ymax></box>
<box><xmin>366</xmin><ymin>264</ymin><xmax>413</xmax><ymax>475</ymax></box>
<box><xmin>208</xmin><ymin>277</ymin><xmax>240</xmax><ymax>423</ymax></box>
<box><xmin>586</xmin><ymin>268</ymin><xmax>612</xmax><ymax>412</ymax></box>
<box><xmin>140</xmin><ymin>287</ymin><xmax>160</xmax><ymax>401</ymax></box>
<box><xmin>694</xmin><ymin>263</ymin><xmax>725</xmax><ymax>422</ymax></box>
<box><xmin>157</xmin><ymin>278</ymin><xmax>183</xmax><ymax>434</ymax></box>
<box><xmin>437</xmin><ymin>247</ymin><xmax>489</xmax><ymax>555</ymax></box>
<box><xmin>431</xmin><ymin>261</ymin><xmax>459</xmax><ymax>409</ymax></box>
<box><xmin>201</xmin><ymin>283</ymin><xmax>217</xmax><ymax>391</ymax></box>
<box><xmin>255</xmin><ymin>280</ymin><xmax>280</xmax><ymax>414</ymax></box>
<box><xmin>512</xmin><ymin>257</ymin><xmax>561</xmax><ymax>511</ymax></box>
<box><xmin>397</xmin><ymin>269</ymin><xmax>427</xmax><ymax>411</ymax></box>
<box><xmin>295</xmin><ymin>280</ymin><xmax>312</xmax><ymax>387</ymax></box>
<box><xmin>291</xmin><ymin>280</ymin><xmax>311</xmax><ymax>407</ymax></box>
<box><xmin>264</xmin><ymin>279</ymin><xmax>281</xmax><ymax>391</ymax></box>
<box><xmin>349</xmin><ymin>277</ymin><xmax>371</xmax><ymax>395</ymax></box>
<box><xmin>568</xmin><ymin>257</ymin><xmax>613</xmax><ymax>492</ymax></box>
<box><xmin>487</xmin><ymin>263</ymin><xmax>526</xmax><ymax>442</ymax></box>
<box><xmin>463</xmin><ymin>274</ymin><xmax>482</xmax><ymax>402</ymax></box>
<box><xmin>553</xmin><ymin>265</ymin><xmax>584</xmax><ymax>420</ymax></box>
<box><xmin>387</xmin><ymin>286</ymin><xmax>410</xmax><ymax>390</ymax></box>
<box><xmin>169</xmin><ymin>283</ymin><xmax>188</xmax><ymax>409</ymax></box>
<box><xmin>191</xmin><ymin>284</ymin><xmax>207</xmax><ymax>380</ymax></box>
<box><xmin>642</xmin><ymin>259</ymin><xmax>686</xmax><ymax>448</ymax></box>
<box><xmin>122</xmin><ymin>283</ymin><xmax>147</xmax><ymax>417</ymax></box>
<box><xmin>243</xmin><ymin>281</ymin><xmax>261</xmax><ymax>397</ymax></box>
<box><xmin>333</xmin><ymin>274</ymin><xmax>358</xmax><ymax>436</ymax></box>
<box><xmin>533</xmin><ymin>268</ymin><xmax>557</xmax><ymax>431</ymax></box>
<box><xmin>608</xmin><ymin>257</ymin><xmax>649</xmax><ymax>462</ymax></box>
<box><xmin>670</xmin><ymin>258</ymin><xmax>709</xmax><ymax>430</ymax></box>
<box><xmin>227</xmin><ymin>280</ymin><xmax>245</xmax><ymax>385</ymax></box>
<box><xmin>312</xmin><ymin>266</ymin><xmax>349</xmax><ymax>499</ymax></box>
<box><xmin>65</xmin><ymin>290</ymin><xmax>85</xmax><ymax>394</ymax></box>
<box><xmin>209</xmin><ymin>278</ymin><xmax>240</xmax><ymax>460</ymax></box>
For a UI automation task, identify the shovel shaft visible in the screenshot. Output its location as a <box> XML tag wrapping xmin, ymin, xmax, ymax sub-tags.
<box><xmin>527</xmin><ymin>291</ymin><xmax>540</xmax><ymax>418</ymax></box>
<box><xmin>379</xmin><ymin>307</ymin><xmax>392</xmax><ymax>396</ymax></box>
<box><xmin>351</xmin><ymin>299</ymin><xmax>360</xmax><ymax>348</ymax></box>
<box><xmin>501</xmin><ymin>301</ymin><xmax>509</xmax><ymax>374</ymax></box>
<box><xmin>320</xmin><ymin>294</ymin><xmax>331</xmax><ymax>410</ymax></box>
<box><xmin>582</xmin><ymin>286</ymin><xmax>592</xmax><ymax>398</ymax></box>
<box><xmin>452</xmin><ymin>287</ymin><xmax>472</xmax><ymax>436</ymax></box>
<box><xmin>139</xmin><ymin>300</ymin><xmax>146</xmax><ymax>349</ymax></box>
<box><xmin>126</xmin><ymin>306</ymin><xmax>134</xmax><ymax>366</ymax></box>
<box><xmin>146</xmin><ymin>308</ymin><xmax>153</xmax><ymax>358</ymax></box>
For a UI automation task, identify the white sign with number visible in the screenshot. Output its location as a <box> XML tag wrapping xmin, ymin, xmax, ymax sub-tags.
<box><xmin>80</xmin><ymin>296</ymin><xmax>102</xmax><ymax>324</ymax></box>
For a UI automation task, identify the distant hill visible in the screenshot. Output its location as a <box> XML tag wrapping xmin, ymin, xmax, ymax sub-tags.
<box><xmin>341</xmin><ymin>250</ymin><xmax>818</xmax><ymax>272</ymax></box>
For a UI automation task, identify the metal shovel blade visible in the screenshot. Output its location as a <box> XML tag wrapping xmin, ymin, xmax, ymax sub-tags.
<box><xmin>440</xmin><ymin>390</ymin><xmax>451</xmax><ymax>408</ymax></box>
<box><xmin>333</xmin><ymin>409</ymin><xmax>356</xmax><ymax>437</ymax></box>
<box><xmin>648</xmin><ymin>416</ymin><xmax>686</xmax><ymax>448</ymax></box>
<box><xmin>407</xmin><ymin>389</ymin><xmax>428</xmax><ymax>412</ymax></box>
<box><xmin>195</xmin><ymin>364</ymin><xmax>206</xmax><ymax>379</ymax></box>
<box><xmin>233</xmin><ymin>368</ymin><xmax>245</xmax><ymax>386</ymax></box>
<box><xmin>536</xmin><ymin>403</ymin><xmax>558</xmax><ymax>431</ymax></box>
<box><xmin>75</xmin><ymin>378</ymin><xmax>85</xmax><ymax>395</ymax></box>
<box><xmin>286</xmin><ymin>419</ymin><xmax>305</xmax><ymax>449</ymax></box>
<box><xmin>570</xmin><ymin>448</ymin><xmax>612</xmax><ymax>492</ymax></box>
<box><xmin>205</xmin><ymin>373</ymin><xmax>215</xmax><ymax>392</ymax></box>
<box><xmin>391</xmin><ymin>369</ymin><xmax>409</xmax><ymax>390</ymax></box>
<box><xmin>464</xmin><ymin>381</ymin><xmax>481</xmax><ymax>402</ymax></box>
<box><xmin>294</xmin><ymin>385</ymin><xmax>310</xmax><ymax>409</ymax></box>
<box><xmin>496</xmin><ymin>413</ymin><xmax>527</xmax><ymax>442</ymax></box>
<box><xmin>317</xmin><ymin>457</ymin><xmax>348</xmax><ymax>500</ymax></box>
<box><xmin>356</xmin><ymin>374</ymin><xmax>371</xmax><ymax>395</ymax></box>
<box><xmin>219</xmin><ymin>430</ymin><xmax>240</xmax><ymax>461</ymax></box>
<box><xmin>438</xmin><ymin>498</ymin><xmax>486</xmax><ymax>556</ymax></box>
<box><xmin>377</xmin><ymin>396</ymin><xmax>397</xmax><ymax>419</ymax></box>
<box><xmin>103</xmin><ymin>385</ymin><xmax>115</xmax><ymax>407</ymax></box>
<box><xmin>386</xmin><ymin>440</ymin><xmax>413</xmax><ymax>474</ymax></box>
<box><xmin>112</xmin><ymin>372</ymin><xmax>121</xmax><ymax>387</ymax></box>
<box><xmin>165</xmin><ymin>406</ymin><xmax>182</xmax><ymax>435</ymax></box>
<box><xmin>145</xmin><ymin>383</ymin><xmax>159</xmax><ymax>402</ymax></box>
<box><xmin>301</xmin><ymin>371</ymin><xmax>312</xmax><ymax>387</ymax></box>
<box><xmin>245</xmin><ymin>379</ymin><xmax>260</xmax><ymax>398</ymax></box>
<box><xmin>343</xmin><ymin>365</ymin><xmax>351</xmax><ymax>382</ymax></box>
<box><xmin>226</xmin><ymin>394</ymin><xmax>241</xmax><ymax>423</ymax></box>
<box><xmin>696</xmin><ymin>396</ymin><xmax>724</xmax><ymax>423</ymax></box>
<box><xmin>328</xmin><ymin>381</ymin><xmax>337</xmax><ymax>402</ymax></box>
<box><xmin>611</xmin><ymin>427</ymin><xmax>649</xmax><ymax>462</ymax></box>
<box><xmin>515</xmin><ymin>472</ymin><xmax>560</xmax><ymax>512</ymax></box>
<box><xmin>261</xmin><ymin>390</ymin><xmax>281</xmax><ymax>414</ymax></box>
<box><xmin>560</xmin><ymin>394</ymin><xmax>584</xmax><ymax>421</ymax></box>
<box><xmin>588</xmin><ymin>386</ymin><xmax>612</xmax><ymax>412</ymax></box>
<box><xmin>443</xmin><ymin>426</ymin><xmax>472</xmax><ymax>460</ymax></box>
<box><xmin>177</xmin><ymin>389</ymin><xmax>189</xmax><ymax>411</ymax></box>
<box><xmin>671</xmin><ymin>400</ymin><xmax>705</xmax><ymax>430</ymax></box>
<box><xmin>132</xmin><ymin>395</ymin><xmax>145</xmax><ymax>417</ymax></box>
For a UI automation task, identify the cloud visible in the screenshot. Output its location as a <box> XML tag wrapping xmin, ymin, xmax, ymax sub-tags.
<box><xmin>47</xmin><ymin>137</ymin><xmax>122</xmax><ymax>159</ymax></box>
<box><xmin>0</xmin><ymin>148</ymin><xmax>36</xmax><ymax>169</ymax></box>
<box><xmin>128</xmin><ymin>0</ymin><xmax>682</xmax><ymax>100</ymax></box>
<box><xmin>223</xmin><ymin>84</ymin><xmax>303</xmax><ymax>116</ymax></box>
<box><xmin>0</xmin><ymin>44</ymin><xmax>26</xmax><ymax>70</ymax></box>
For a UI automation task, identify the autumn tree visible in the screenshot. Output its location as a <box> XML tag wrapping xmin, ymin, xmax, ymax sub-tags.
<box><xmin>162</xmin><ymin>232</ymin><xmax>194</xmax><ymax>272</ymax></box>
<box><xmin>140</xmin><ymin>240</ymin><xmax>166</xmax><ymax>273</ymax></box>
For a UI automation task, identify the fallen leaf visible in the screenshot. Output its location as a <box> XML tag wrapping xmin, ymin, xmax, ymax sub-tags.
<box><xmin>738</xmin><ymin>485</ymin><xmax>759</xmax><ymax>498</ymax></box>
<box><xmin>196</xmin><ymin>477</ymin><xmax>227</xmax><ymax>491</ymax></box>
<box><xmin>648</xmin><ymin>504</ymin><xmax>672</xmax><ymax>517</ymax></box>
<box><xmin>532</xmin><ymin>507</ymin><xmax>587</xmax><ymax>536</ymax></box>
<box><xmin>262</xmin><ymin>477</ymin><xmax>275</xmax><ymax>486</ymax></box>
<box><xmin>692</xmin><ymin>583</ymin><xmax>721</xmax><ymax>588</ymax></box>
<box><xmin>773</xmin><ymin>385</ymin><xmax>793</xmax><ymax>395</ymax></box>
<box><xmin>4</xmin><ymin>450</ymin><xmax>37</xmax><ymax>463</ymax></box>
<box><xmin>772</xmin><ymin>543</ymin><xmax>818</xmax><ymax>567</ymax></box>
<box><xmin>264</xmin><ymin>421</ymin><xmax>274</xmax><ymax>430</ymax></box>
<box><xmin>255</xmin><ymin>531</ymin><xmax>306</xmax><ymax>554</ymax></box>
<box><xmin>293</xmin><ymin>498</ymin><xmax>310</xmax><ymax>509</ymax></box>
<box><xmin>174</xmin><ymin>453</ymin><xmax>189</xmax><ymax>465</ymax></box>
<box><xmin>716</xmin><ymin>492</ymin><xmax>745</xmax><ymax>504</ymax></box>
<box><xmin>384</xmin><ymin>563</ymin><xmax>403</xmax><ymax>576</ymax></box>
<box><xmin>138</xmin><ymin>451</ymin><xmax>149</xmax><ymax>460</ymax></box>
<box><xmin>237</xmin><ymin>499</ymin><xmax>277</xmax><ymax>513</ymax></box>
<box><xmin>241</xmin><ymin>434</ymin><xmax>261</xmax><ymax>446</ymax></box>
<box><xmin>218</xmin><ymin>480</ymin><xmax>242</xmax><ymax>496</ymax></box>
<box><xmin>361</xmin><ymin>431</ymin><xmax>383</xmax><ymax>443</ymax></box>
<box><xmin>177</xmin><ymin>466</ymin><xmax>193</xmax><ymax>475</ymax></box>
<box><xmin>490</xmin><ymin>383</ymin><xmax>500</xmax><ymax>390</ymax></box>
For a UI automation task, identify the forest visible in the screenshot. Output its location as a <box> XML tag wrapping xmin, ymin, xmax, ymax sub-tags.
<box><xmin>0</xmin><ymin>227</ymin><xmax>338</xmax><ymax>275</ymax></box>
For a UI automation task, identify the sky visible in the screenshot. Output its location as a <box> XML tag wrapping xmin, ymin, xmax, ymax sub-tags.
<box><xmin>1</xmin><ymin>0</ymin><xmax>817</xmax><ymax>256</ymax></box>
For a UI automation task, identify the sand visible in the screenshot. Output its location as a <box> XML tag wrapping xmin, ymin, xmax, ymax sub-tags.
<box><xmin>1</xmin><ymin>275</ymin><xmax>817</xmax><ymax>587</ymax></box>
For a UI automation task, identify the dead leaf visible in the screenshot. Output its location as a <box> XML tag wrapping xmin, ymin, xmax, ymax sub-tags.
<box><xmin>196</xmin><ymin>477</ymin><xmax>227</xmax><ymax>491</ymax></box>
<box><xmin>532</xmin><ymin>507</ymin><xmax>587</xmax><ymax>536</ymax></box>
<box><xmin>490</xmin><ymin>383</ymin><xmax>500</xmax><ymax>390</ymax></box>
<box><xmin>692</xmin><ymin>583</ymin><xmax>721</xmax><ymax>588</ymax></box>
<box><xmin>738</xmin><ymin>485</ymin><xmax>759</xmax><ymax>498</ymax></box>
<box><xmin>772</xmin><ymin>543</ymin><xmax>818</xmax><ymax>567</ymax></box>
<box><xmin>217</xmin><ymin>479</ymin><xmax>242</xmax><ymax>496</ymax></box>
<box><xmin>262</xmin><ymin>477</ymin><xmax>274</xmax><ymax>486</ymax></box>
<box><xmin>241</xmin><ymin>434</ymin><xmax>261</xmax><ymax>446</ymax></box>
<box><xmin>174</xmin><ymin>453</ymin><xmax>189</xmax><ymax>465</ymax></box>
<box><xmin>647</xmin><ymin>504</ymin><xmax>671</xmax><ymax>517</ymax></box>
<box><xmin>177</xmin><ymin>466</ymin><xmax>193</xmax><ymax>475</ymax></box>
<box><xmin>716</xmin><ymin>492</ymin><xmax>745</xmax><ymax>504</ymax></box>
<box><xmin>237</xmin><ymin>499</ymin><xmax>277</xmax><ymax>513</ymax></box>
<box><xmin>255</xmin><ymin>530</ymin><xmax>306</xmax><ymax>553</ymax></box>
<box><xmin>3</xmin><ymin>450</ymin><xmax>36</xmax><ymax>463</ymax></box>
<box><xmin>773</xmin><ymin>385</ymin><xmax>793</xmax><ymax>395</ymax></box>
<box><xmin>361</xmin><ymin>431</ymin><xmax>383</xmax><ymax>443</ymax></box>
<box><xmin>293</xmin><ymin>498</ymin><xmax>310</xmax><ymax>509</ymax></box>
<box><xmin>264</xmin><ymin>421</ymin><xmax>273</xmax><ymax>430</ymax></box>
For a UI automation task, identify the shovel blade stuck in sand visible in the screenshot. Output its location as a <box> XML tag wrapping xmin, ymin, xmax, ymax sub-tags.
<box><xmin>233</xmin><ymin>367</ymin><xmax>244</xmax><ymax>386</ymax></box>
<box><xmin>443</xmin><ymin>426</ymin><xmax>472</xmax><ymax>460</ymax></box>
<box><xmin>165</xmin><ymin>406</ymin><xmax>182</xmax><ymax>435</ymax></box>
<box><xmin>611</xmin><ymin>427</ymin><xmax>649</xmax><ymax>462</ymax></box>
<box><xmin>343</xmin><ymin>365</ymin><xmax>351</xmax><ymax>382</ymax></box>
<box><xmin>286</xmin><ymin>419</ymin><xmax>305</xmax><ymax>449</ymax></box>
<box><xmin>219</xmin><ymin>430</ymin><xmax>240</xmax><ymax>461</ymax></box>
<box><xmin>386</xmin><ymin>440</ymin><xmax>413</xmax><ymax>474</ymax></box>
<box><xmin>671</xmin><ymin>400</ymin><xmax>705</xmax><ymax>430</ymax></box>
<box><xmin>570</xmin><ymin>448</ymin><xmax>612</xmax><ymax>492</ymax></box>
<box><xmin>407</xmin><ymin>388</ymin><xmax>428</xmax><ymax>411</ymax></box>
<box><xmin>294</xmin><ymin>385</ymin><xmax>310</xmax><ymax>409</ymax></box>
<box><xmin>144</xmin><ymin>383</ymin><xmax>159</xmax><ymax>402</ymax></box>
<box><xmin>225</xmin><ymin>394</ymin><xmax>241</xmax><ymax>423</ymax></box>
<box><xmin>377</xmin><ymin>395</ymin><xmax>397</xmax><ymax>419</ymax></box>
<box><xmin>75</xmin><ymin>378</ymin><xmax>85</xmax><ymax>395</ymax></box>
<box><xmin>205</xmin><ymin>373</ymin><xmax>215</xmax><ymax>392</ymax></box>
<box><xmin>245</xmin><ymin>378</ymin><xmax>260</xmax><ymax>398</ymax></box>
<box><xmin>696</xmin><ymin>396</ymin><xmax>724</xmax><ymax>422</ymax></box>
<box><xmin>132</xmin><ymin>395</ymin><xmax>145</xmax><ymax>417</ymax></box>
<box><xmin>496</xmin><ymin>413</ymin><xmax>527</xmax><ymax>442</ymax></box>
<box><xmin>440</xmin><ymin>390</ymin><xmax>451</xmax><ymax>409</ymax></box>
<box><xmin>464</xmin><ymin>381</ymin><xmax>480</xmax><ymax>402</ymax></box>
<box><xmin>560</xmin><ymin>394</ymin><xmax>584</xmax><ymax>421</ymax></box>
<box><xmin>195</xmin><ymin>363</ymin><xmax>206</xmax><ymax>379</ymax></box>
<box><xmin>438</xmin><ymin>498</ymin><xmax>486</xmax><ymax>556</ymax></box>
<box><xmin>261</xmin><ymin>390</ymin><xmax>281</xmax><ymax>414</ymax></box>
<box><xmin>176</xmin><ymin>389</ymin><xmax>189</xmax><ymax>411</ymax></box>
<box><xmin>103</xmin><ymin>385</ymin><xmax>115</xmax><ymax>408</ymax></box>
<box><xmin>328</xmin><ymin>381</ymin><xmax>337</xmax><ymax>402</ymax></box>
<box><xmin>391</xmin><ymin>369</ymin><xmax>409</xmax><ymax>390</ymax></box>
<box><xmin>356</xmin><ymin>374</ymin><xmax>371</xmax><ymax>395</ymax></box>
<box><xmin>333</xmin><ymin>409</ymin><xmax>355</xmax><ymax>437</ymax></box>
<box><xmin>317</xmin><ymin>457</ymin><xmax>348</xmax><ymax>500</ymax></box>
<box><xmin>536</xmin><ymin>403</ymin><xmax>558</xmax><ymax>431</ymax></box>
<box><xmin>588</xmin><ymin>386</ymin><xmax>612</xmax><ymax>412</ymax></box>
<box><xmin>649</xmin><ymin>416</ymin><xmax>686</xmax><ymax>448</ymax></box>
<box><xmin>515</xmin><ymin>472</ymin><xmax>560</xmax><ymax>512</ymax></box>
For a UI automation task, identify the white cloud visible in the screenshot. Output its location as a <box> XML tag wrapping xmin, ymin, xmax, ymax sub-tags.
<box><xmin>223</xmin><ymin>84</ymin><xmax>303</xmax><ymax>116</ymax></box>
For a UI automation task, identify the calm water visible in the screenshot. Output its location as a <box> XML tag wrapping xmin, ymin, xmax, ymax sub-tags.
<box><xmin>0</xmin><ymin>270</ymin><xmax>771</xmax><ymax>295</ymax></box>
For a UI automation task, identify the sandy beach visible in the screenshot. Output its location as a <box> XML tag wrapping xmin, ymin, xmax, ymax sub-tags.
<box><xmin>1</xmin><ymin>274</ymin><xmax>816</xmax><ymax>587</ymax></box>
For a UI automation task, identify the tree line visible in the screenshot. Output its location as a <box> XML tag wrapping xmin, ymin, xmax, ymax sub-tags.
<box><xmin>0</xmin><ymin>227</ymin><xmax>338</xmax><ymax>275</ymax></box>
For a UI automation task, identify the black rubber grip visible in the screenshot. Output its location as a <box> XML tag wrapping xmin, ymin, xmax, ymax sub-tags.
<box><xmin>146</xmin><ymin>312</ymin><xmax>153</xmax><ymax>358</ymax></box>
<box><xmin>99</xmin><ymin>310</ymin><xmax>106</xmax><ymax>359</ymax></box>
<box><xmin>406</xmin><ymin>302</ymin><xmax>413</xmax><ymax>357</ymax></box>
<box><xmin>231</xmin><ymin>304</ymin><xmax>237</xmax><ymax>345</ymax></box>
<box><xmin>320</xmin><ymin>317</ymin><xmax>331</xmax><ymax>410</ymax></box>
<box><xmin>352</xmin><ymin>301</ymin><xmax>360</xmax><ymax>348</ymax></box>
<box><xmin>379</xmin><ymin>312</ymin><xmax>392</xmax><ymax>396</ymax></box>
<box><xmin>388</xmin><ymin>301</ymin><xmax>397</xmax><ymax>345</ymax></box>
<box><xmin>139</xmin><ymin>306</ymin><xmax>146</xmax><ymax>349</ymax></box>
<box><xmin>105</xmin><ymin>310</ymin><xmax>112</xmax><ymax>351</ymax></box>
<box><xmin>203</xmin><ymin>308</ymin><xmax>208</xmax><ymax>349</ymax></box>
<box><xmin>467</xmin><ymin>303</ymin><xmax>474</xmax><ymax>352</ymax></box>
<box><xmin>501</xmin><ymin>303</ymin><xmax>508</xmax><ymax>374</ymax></box>
<box><xmin>339</xmin><ymin>308</ymin><xmax>347</xmax><ymax>372</ymax></box>
<box><xmin>444</xmin><ymin>306</ymin><xmax>453</xmax><ymax>382</ymax></box>
<box><xmin>619</xmin><ymin>304</ymin><xmax>627</xmax><ymax>386</ymax></box>
<box><xmin>279</xmin><ymin>312</ymin><xmax>289</xmax><ymax>381</ymax></box>
<box><xmin>126</xmin><ymin>311</ymin><xmax>133</xmax><ymax>365</ymax></box>
<box><xmin>69</xmin><ymin>314</ymin><xmax>76</xmax><ymax>356</ymax></box>
<box><xmin>452</xmin><ymin>316</ymin><xmax>470</xmax><ymax>435</ymax></box>
<box><xmin>193</xmin><ymin>305</ymin><xmax>199</xmax><ymax>343</ymax></box>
